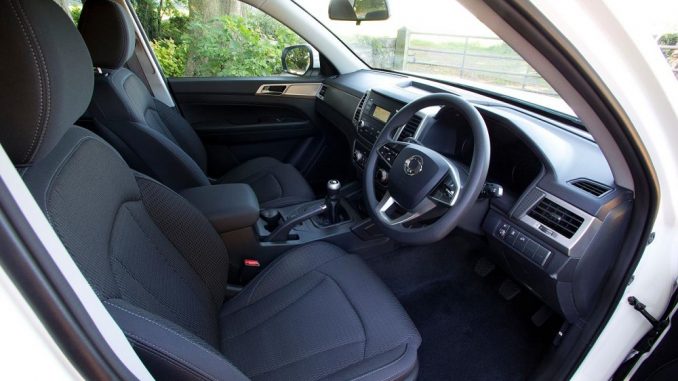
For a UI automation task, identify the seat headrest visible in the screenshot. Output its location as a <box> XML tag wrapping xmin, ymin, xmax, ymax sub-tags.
<box><xmin>78</xmin><ymin>0</ymin><xmax>135</xmax><ymax>70</ymax></box>
<box><xmin>0</xmin><ymin>0</ymin><xmax>94</xmax><ymax>166</ymax></box>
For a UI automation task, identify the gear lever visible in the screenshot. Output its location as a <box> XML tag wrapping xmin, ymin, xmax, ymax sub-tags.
<box><xmin>326</xmin><ymin>179</ymin><xmax>341</xmax><ymax>225</ymax></box>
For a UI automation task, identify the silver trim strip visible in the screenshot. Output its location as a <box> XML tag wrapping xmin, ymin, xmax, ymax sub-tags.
<box><xmin>518</xmin><ymin>189</ymin><xmax>596</xmax><ymax>252</ymax></box>
<box><xmin>256</xmin><ymin>83</ymin><xmax>322</xmax><ymax>98</ymax></box>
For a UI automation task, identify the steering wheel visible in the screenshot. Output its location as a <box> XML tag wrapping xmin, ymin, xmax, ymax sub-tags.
<box><xmin>364</xmin><ymin>93</ymin><xmax>490</xmax><ymax>245</ymax></box>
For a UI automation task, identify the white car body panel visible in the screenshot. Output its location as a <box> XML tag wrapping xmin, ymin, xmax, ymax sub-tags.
<box><xmin>0</xmin><ymin>265</ymin><xmax>80</xmax><ymax>380</ymax></box>
<box><xmin>530</xmin><ymin>0</ymin><xmax>678</xmax><ymax>379</ymax></box>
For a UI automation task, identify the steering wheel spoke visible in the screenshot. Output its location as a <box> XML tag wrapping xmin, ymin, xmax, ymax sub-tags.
<box><xmin>376</xmin><ymin>192</ymin><xmax>437</xmax><ymax>226</ymax></box>
<box><xmin>428</xmin><ymin>164</ymin><xmax>463</xmax><ymax>207</ymax></box>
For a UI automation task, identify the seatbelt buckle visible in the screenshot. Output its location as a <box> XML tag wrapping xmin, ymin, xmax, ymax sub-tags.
<box><xmin>240</xmin><ymin>259</ymin><xmax>261</xmax><ymax>284</ymax></box>
<box><xmin>243</xmin><ymin>259</ymin><xmax>260</xmax><ymax>267</ymax></box>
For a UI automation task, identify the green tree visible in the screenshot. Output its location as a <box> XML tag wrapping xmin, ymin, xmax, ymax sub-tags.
<box><xmin>131</xmin><ymin>0</ymin><xmax>303</xmax><ymax>77</ymax></box>
<box><xmin>659</xmin><ymin>33</ymin><xmax>678</xmax><ymax>58</ymax></box>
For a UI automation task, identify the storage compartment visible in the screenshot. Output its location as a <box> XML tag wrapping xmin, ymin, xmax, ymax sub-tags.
<box><xmin>181</xmin><ymin>184</ymin><xmax>262</xmax><ymax>282</ymax></box>
<box><xmin>181</xmin><ymin>183</ymin><xmax>260</xmax><ymax>234</ymax></box>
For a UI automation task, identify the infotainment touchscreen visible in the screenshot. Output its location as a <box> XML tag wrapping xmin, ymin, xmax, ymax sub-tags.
<box><xmin>372</xmin><ymin>106</ymin><xmax>391</xmax><ymax>123</ymax></box>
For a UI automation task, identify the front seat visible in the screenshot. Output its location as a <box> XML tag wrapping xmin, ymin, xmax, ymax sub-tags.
<box><xmin>0</xmin><ymin>0</ymin><xmax>420</xmax><ymax>380</ymax></box>
<box><xmin>75</xmin><ymin>0</ymin><xmax>315</xmax><ymax>208</ymax></box>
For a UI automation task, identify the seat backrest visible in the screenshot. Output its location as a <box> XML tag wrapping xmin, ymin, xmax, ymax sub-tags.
<box><xmin>0</xmin><ymin>0</ymin><xmax>246</xmax><ymax>378</ymax></box>
<box><xmin>78</xmin><ymin>0</ymin><xmax>210</xmax><ymax>191</ymax></box>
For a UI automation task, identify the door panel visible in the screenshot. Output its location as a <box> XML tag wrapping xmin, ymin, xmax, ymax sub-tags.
<box><xmin>168</xmin><ymin>77</ymin><xmax>350</xmax><ymax>190</ymax></box>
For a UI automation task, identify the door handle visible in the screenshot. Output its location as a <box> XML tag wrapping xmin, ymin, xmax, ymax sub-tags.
<box><xmin>257</xmin><ymin>84</ymin><xmax>288</xmax><ymax>95</ymax></box>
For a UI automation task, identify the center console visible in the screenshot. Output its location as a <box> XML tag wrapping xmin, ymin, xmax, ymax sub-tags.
<box><xmin>351</xmin><ymin>90</ymin><xmax>424</xmax><ymax>187</ymax></box>
<box><xmin>182</xmin><ymin>181</ymin><xmax>394</xmax><ymax>285</ymax></box>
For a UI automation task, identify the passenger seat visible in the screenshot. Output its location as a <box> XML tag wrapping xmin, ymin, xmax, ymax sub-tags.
<box><xmin>77</xmin><ymin>0</ymin><xmax>315</xmax><ymax>208</ymax></box>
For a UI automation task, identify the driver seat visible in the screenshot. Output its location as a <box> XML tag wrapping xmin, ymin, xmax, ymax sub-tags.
<box><xmin>0</xmin><ymin>0</ymin><xmax>421</xmax><ymax>380</ymax></box>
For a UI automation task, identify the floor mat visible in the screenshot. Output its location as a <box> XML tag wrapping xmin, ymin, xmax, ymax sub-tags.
<box><xmin>364</xmin><ymin>232</ymin><xmax>558</xmax><ymax>381</ymax></box>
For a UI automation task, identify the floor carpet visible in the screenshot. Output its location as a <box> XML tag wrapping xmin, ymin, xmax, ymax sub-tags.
<box><xmin>364</xmin><ymin>232</ymin><xmax>559</xmax><ymax>381</ymax></box>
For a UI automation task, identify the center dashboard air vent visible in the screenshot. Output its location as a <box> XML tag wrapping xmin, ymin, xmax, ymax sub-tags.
<box><xmin>527</xmin><ymin>198</ymin><xmax>584</xmax><ymax>239</ymax></box>
<box><xmin>398</xmin><ymin>114</ymin><xmax>423</xmax><ymax>141</ymax></box>
<box><xmin>353</xmin><ymin>93</ymin><xmax>368</xmax><ymax>126</ymax></box>
<box><xmin>569</xmin><ymin>178</ymin><xmax>612</xmax><ymax>197</ymax></box>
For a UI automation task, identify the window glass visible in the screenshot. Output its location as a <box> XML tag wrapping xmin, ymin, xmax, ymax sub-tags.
<box><xmin>52</xmin><ymin>0</ymin><xmax>82</xmax><ymax>23</ymax></box>
<box><xmin>294</xmin><ymin>0</ymin><xmax>572</xmax><ymax>116</ymax></box>
<box><xmin>129</xmin><ymin>0</ymin><xmax>306</xmax><ymax>77</ymax></box>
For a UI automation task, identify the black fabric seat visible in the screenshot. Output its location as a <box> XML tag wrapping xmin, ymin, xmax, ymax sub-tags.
<box><xmin>0</xmin><ymin>0</ymin><xmax>421</xmax><ymax>380</ymax></box>
<box><xmin>76</xmin><ymin>0</ymin><xmax>314</xmax><ymax>208</ymax></box>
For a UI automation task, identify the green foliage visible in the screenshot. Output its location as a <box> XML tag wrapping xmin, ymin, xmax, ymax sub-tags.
<box><xmin>131</xmin><ymin>0</ymin><xmax>303</xmax><ymax>77</ymax></box>
<box><xmin>132</xmin><ymin>0</ymin><xmax>160</xmax><ymax>40</ymax></box>
<box><xmin>354</xmin><ymin>35</ymin><xmax>395</xmax><ymax>68</ymax></box>
<box><xmin>659</xmin><ymin>33</ymin><xmax>678</xmax><ymax>46</ymax></box>
<box><xmin>658</xmin><ymin>33</ymin><xmax>678</xmax><ymax>58</ymax></box>
<box><xmin>182</xmin><ymin>13</ymin><xmax>302</xmax><ymax>77</ymax></box>
<box><xmin>151</xmin><ymin>38</ymin><xmax>187</xmax><ymax>77</ymax></box>
<box><xmin>159</xmin><ymin>14</ymin><xmax>189</xmax><ymax>42</ymax></box>
<box><xmin>70</xmin><ymin>5</ymin><xmax>81</xmax><ymax>24</ymax></box>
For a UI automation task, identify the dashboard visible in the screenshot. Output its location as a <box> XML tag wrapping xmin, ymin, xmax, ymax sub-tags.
<box><xmin>315</xmin><ymin>70</ymin><xmax>633</xmax><ymax>323</ymax></box>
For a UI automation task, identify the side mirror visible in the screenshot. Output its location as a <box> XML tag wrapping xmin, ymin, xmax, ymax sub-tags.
<box><xmin>328</xmin><ymin>0</ymin><xmax>389</xmax><ymax>23</ymax></box>
<box><xmin>282</xmin><ymin>45</ymin><xmax>313</xmax><ymax>76</ymax></box>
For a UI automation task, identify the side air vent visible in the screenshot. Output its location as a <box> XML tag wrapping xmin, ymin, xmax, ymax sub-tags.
<box><xmin>398</xmin><ymin>114</ymin><xmax>423</xmax><ymax>141</ymax></box>
<box><xmin>317</xmin><ymin>85</ymin><xmax>327</xmax><ymax>100</ymax></box>
<box><xmin>569</xmin><ymin>178</ymin><xmax>612</xmax><ymax>197</ymax></box>
<box><xmin>353</xmin><ymin>93</ymin><xmax>368</xmax><ymax>125</ymax></box>
<box><xmin>527</xmin><ymin>198</ymin><xmax>584</xmax><ymax>239</ymax></box>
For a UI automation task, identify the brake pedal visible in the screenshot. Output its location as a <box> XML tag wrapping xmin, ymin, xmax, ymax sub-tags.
<box><xmin>474</xmin><ymin>257</ymin><xmax>496</xmax><ymax>278</ymax></box>
<box><xmin>499</xmin><ymin>279</ymin><xmax>521</xmax><ymax>300</ymax></box>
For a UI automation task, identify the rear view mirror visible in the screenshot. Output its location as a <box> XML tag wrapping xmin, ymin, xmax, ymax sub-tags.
<box><xmin>328</xmin><ymin>0</ymin><xmax>389</xmax><ymax>24</ymax></box>
<box><xmin>282</xmin><ymin>45</ymin><xmax>313</xmax><ymax>76</ymax></box>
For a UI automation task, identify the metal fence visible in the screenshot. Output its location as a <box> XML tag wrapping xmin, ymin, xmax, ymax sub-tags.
<box><xmin>352</xmin><ymin>30</ymin><xmax>678</xmax><ymax>97</ymax></box>
<box><xmin>396</xmin><ymin>30</ymin><xmax>556</xmax><ymax>96</ymax></box>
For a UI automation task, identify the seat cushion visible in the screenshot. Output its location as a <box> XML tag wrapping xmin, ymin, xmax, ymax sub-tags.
<box><xmin>220</xmin><ymin>242</ymin><xmax>421</xmax><ymax>381</ymax></box>
<box><xmin>219</xmin><ymin>157</ymin><xmax>315</xmax><ymax>208</ymax></box>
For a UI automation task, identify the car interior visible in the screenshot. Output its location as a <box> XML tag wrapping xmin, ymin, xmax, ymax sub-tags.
<box><xmin>0</xmin><ymin>0</ymin><xmax>643</xmax><ymax>380</ymax></box>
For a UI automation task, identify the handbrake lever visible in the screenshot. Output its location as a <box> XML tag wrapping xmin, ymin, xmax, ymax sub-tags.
<box><xmin>265</xmin><ymin>203</ymin><xmax>327</xmax><ymax>242</ymax></box>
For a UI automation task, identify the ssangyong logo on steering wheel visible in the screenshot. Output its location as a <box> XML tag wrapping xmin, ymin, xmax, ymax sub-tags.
<box><xmin>404</xmin><ymin>155</ymin><xmax>424</xmax><ymax>176</ymax></box>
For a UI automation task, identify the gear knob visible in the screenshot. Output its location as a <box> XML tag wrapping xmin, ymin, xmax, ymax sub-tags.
<box><xmin>327</xmin><ymin>179</ymin><xmax>341</xmax><ymax>200</ymax></box>
<box><xmin>325</xmin><ymin>180</ymin><xmax>341</xmax><ymax>224</ymax></box>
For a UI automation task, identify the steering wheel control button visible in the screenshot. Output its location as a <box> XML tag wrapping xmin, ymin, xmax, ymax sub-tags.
<box><xmin>378</xmin><ymin>145</ymin><xmax>399</xmax><ymax>165</ymax></box>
